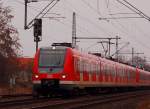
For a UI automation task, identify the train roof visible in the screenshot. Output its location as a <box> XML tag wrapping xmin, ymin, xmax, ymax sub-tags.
<box><xmin>40</xmin><ymin>46</ymin><xmax>69</xmax><ymax>50</ymax></box>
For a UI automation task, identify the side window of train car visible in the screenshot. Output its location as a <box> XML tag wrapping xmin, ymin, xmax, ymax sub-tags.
<box><xmin>101</xmin><ymin>62</ymin><xmax>104</xmax><ymax>75</ymax></box>
<box><xmin>96</xmin><ymin>63</ymin><xmax>98</xmax><ymax>74</ymax></box>
<box><xmin>85</xmin><ymin>61</ymin><xmax>88</xmax><ymax>73</ymax></box>
<box><xmin>89</xmin><ymin>62</ymin><xmax>92</xmax><ymax>74</ymax></box>
<box><xmin>97</xmin><ymin>63</ymin><xmax>100</xmax><ymax>74</ymax></box>
<box><xmin>104</xmin><ymin>63</ymin><xmax>107</xmax><ymax>76</ymax></box>
<box><xmin>122</xmin><ymin>67</ymin><xmax>125</xmax><ymax>77</ymax></box>
<box><xmin>107</xmin><ymin>63</ymin><xmax>110</xmax><ymax>76</ymax></box>
<box><xmin>122</xmin><ymin>66</ymin><xmax>125</xmax><ymax>77</ymax></box>
<box><xmin>120</xmin><ymin>66</ymin><xmax>122</xmax><ymax>77</ymax></box>
<box><xmin>117</xmin><ymin>67</ymin><xmax>120</xmax><ymax>77</ymax></box>
<box><xmin>100</xmin><ymin>62</ymin><xmax>103</xmax><ymax>75</ymax></box>
<box><xmin>74</xmin><ymin>57</ymin><xmax>77</xmax><ymax>72</ymax></box>
<box><xmin>87</xmin><ymin>62</ymin><xmax>90</xmax><ymax>74</ymax></box>
<box><xmin>123</xmin><ymin>66</ymin><xmax>126</xmax><ymax>78</ymax></box>
<box><xmin>120</xmin><ymin>67</ymin><xmax>122</xmax><ymax>77</ymax></box>
<box><xmin>120</xmin><ymin>66</ymin><xmax>123</xmax><ymax>77</ymax></box>
<box><xmin>124</xmin><ymin>67</ymin><xmax>127</xmax><ymax>78</ymax></box>
<box><xmin>76</xmin><ymin>58</ymin><xmax>80</xmax><ymax>72</ymax></box>
<box><xmin>98</xmin><ymin>62</ymin><xmax>101</xmax><ymax>74</ymax></box>
<box><xmin>113</xmin><ymin>64</ymin><xmax>116</xmax><ymax>77</ymax></box>
<box><xmin>111</xmin><ymin>65</ymin><xmax>114</xmax><ymax>77</ymax></box>
<box><xmin>92</xmin><ymin>63</ymin><xmax>95</xmax><ymax>73</ymax></box>
<box><xmin>126</xmin><ymin>68</ymin><xmax>129</xmax><ymax>79</ymax></box>
<box><xmin>82</xmin><ymin>59</ymin><xmax>85</xmax><ymax>73</ymax></box>
<box><xmin>77</xmin><ymin>58</ymin><xmax>83</xmax><ymax>73</ymax></box>
<box><xmin>80</xmin><ymin>59</ymin><xmax>84</xmax><ymax>73</ymax></box>
<box><xmin>78</xmin><ymin>58</ymin><xmax>81</xmax><ymax>73</ymax></box>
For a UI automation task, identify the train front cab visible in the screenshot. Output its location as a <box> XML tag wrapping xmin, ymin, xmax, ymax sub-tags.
<box><xmin>32</xmin><ymin>47</ymin><xmax>74</xmax><ymax>96</ymax></box>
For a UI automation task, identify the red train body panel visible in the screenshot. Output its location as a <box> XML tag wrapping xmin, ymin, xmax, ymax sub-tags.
<box><xmin>32</xmin><ymin>46</ymin><xmax>150</xmax><ymax>96</ymax></box>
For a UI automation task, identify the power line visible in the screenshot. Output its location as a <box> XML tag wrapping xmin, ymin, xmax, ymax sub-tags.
<box><xmin>14</xmin><ymin>0</ymin><xmax>40</xmax><ymax>12</ymax></box>
<box><xmin>116</xmin><ymin>0</ymin><xmax>150</xmax><ymax>21</ymax></box>
<box><xmin>81</xmin><ymin>0</ymin><xmax>101</xmax><ymax>16</ymax></box>
<box><xmin>65</xmin><ymin>0</ymin><xmax>112</xmax><ymax>36</ymax></box>
<box><xmin>103</xmin><ymin>1</ymin><xmax>150</xmax><ymax>52</ymax></box>
<box><xmin>24</xmin><ymin>0</ymin><xmax>59</xmax><ymax>29</ymax></box>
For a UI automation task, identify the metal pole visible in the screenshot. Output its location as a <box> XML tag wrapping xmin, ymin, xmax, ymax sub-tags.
<box><xmin>108</xmin><ymin>38</ymin><xmax>111</xmax><ymax>57</ymax></box>
<box><xmin>132</xmin><ymin>48</ymin><xmax>134</xmax><ymax>65</ymax></box>
<box><xmin>36</xmin><ymin>41</ymin><xmax>38</xmax><ymax>52</ymax></box>
<box><xmin>116</xmin><ymin>36</ymin><xmax>119</xmax><ymax>61</ymax></box>
<box><xmin>72</xmin><ymin>12</ymin><xmax>76</xmax><ymax>48</ymax></box>
<box><xmin>24</xmin><ymin>0</ymin><xmax>28</xmax><ymax>29</ymax></box>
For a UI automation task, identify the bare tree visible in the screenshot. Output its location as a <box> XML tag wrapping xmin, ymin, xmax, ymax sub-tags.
<box><xmin>0</xmin><ymin>3</ymin><xmax>21</xmax><ymax>83</ymax></box>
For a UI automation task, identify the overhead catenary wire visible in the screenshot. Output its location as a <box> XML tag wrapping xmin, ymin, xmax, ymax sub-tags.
<box><xmin>104</xmin><ymin>0</ymin><xmax>150</xmax><ymax>52</ymax></box>
<box><xmin>26</xmin><ymin>0</ymin><xmax>59</xmax><ymax>29</ymax></box>
<box><xmin>116</xmin><ymin>0</ymin><xmax>150</xmax><ymax>21</ymax></box>
<box><xmin>14</xmin><ymin>0</ymin><xmax>40</xmax><ymax>12</ymax></box>
<box><xmin>65</xmin><ymin>0</ymin><xmax>112</xmax><ymax>36</ymax></box>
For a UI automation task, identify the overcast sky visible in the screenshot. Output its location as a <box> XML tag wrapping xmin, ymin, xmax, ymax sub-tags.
<box><xmin>2</xmin><ymin>0</ymin><xmax>150</xmax><ymax>60</ymax></box>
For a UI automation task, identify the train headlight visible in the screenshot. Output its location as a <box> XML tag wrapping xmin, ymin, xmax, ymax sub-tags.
<box><xmin>52</xmin><ymin>46</ymin><xmax>56</xmax><ymax>50</ymax></box>
<box><xmin>62</xmin><ymin>74</ymin><xmax>66</xmax><ymax>79</ymax></box>
<box><xmin>35</xmin><ymin>75</ymin><xmax>39</xmax><ymax>79</ymax></box>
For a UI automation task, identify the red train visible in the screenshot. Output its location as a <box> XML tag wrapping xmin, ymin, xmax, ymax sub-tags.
<box><xmin>32</xmin><ymin>45</ymin><xmax>150</xmax><ymax>96</ymax></box>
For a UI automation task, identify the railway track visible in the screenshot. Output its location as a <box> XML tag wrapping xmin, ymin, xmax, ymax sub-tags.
<box><xmin>0</xmin><ymin>90</ymin><xmax>150</xmax><ymax>109</ymax></box>
<box><xmin>30</xmin><ymin>90</ymin><xmax>150</xmax><ymax>109</ymax></box>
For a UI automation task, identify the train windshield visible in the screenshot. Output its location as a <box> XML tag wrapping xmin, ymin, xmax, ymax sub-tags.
<box><xmin>38</xmin><ymin>48</ymin><xmax>66</xmax><ymax>73</ymax></box>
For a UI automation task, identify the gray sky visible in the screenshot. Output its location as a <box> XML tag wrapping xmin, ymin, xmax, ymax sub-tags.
<box><xmin>2</xmin><ymin>0</ymin><xmax>150</xmax><ymax>60</ymax></box>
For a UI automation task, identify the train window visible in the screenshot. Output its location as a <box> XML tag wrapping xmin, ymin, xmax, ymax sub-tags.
<box><xmin>114</xmin><ymin>65</ymin><xmax>116</xmax><ymax>77</ymax></box>
<box><xmin>74</xmin><ymin>57</ymin><xmax>77</xmax><ymax>72</ymax></box>
<box><xmin>127</xmin><ymin>69</ymin><xmax>130</xmax><ymax>80</ymax></box>
<box><xmin>117</xmin><ymin>67</ymin><xmax>120</xmax><ymax>77</ymax></box>
<box><xmin>84</xmin><ymin>62</ymin><xmax>87</xmax><ymax>73</ymax></box>
<box><xmin>120</xmin><ymin>68</ymin><xmax>122</xmax><ymax>77</ymax></box>
<box><xmin>98</xmin><ymin>64</ymin><xmax>101</xmax><ymax>74</ymax></box>
<box><xmin>109</xmin><ymin>65</ymin><xmax>112</xmax><ymax>76</ymax></box>
<box><xmin>122</xmin><ymin>67</ymin><xmax>125</xmax><ymax>77</ymax></box>
<box><xmin>111</xmin><ymin>65</ymin><xmax>114</xmax><ymax>77</ymax></box>
<box><xmin>95</xmin><ymin>63</ymin><xmax>98</xmax><ymax>74</ymax></box>
<box><xmin>123</xmin><ymin>67</ymin><xmax>126</xmax><ymax>77</ymax></box>
<box><xmin>107</xmin><ymin>64</ymin><xmax>110</xmax><ymax>76</ymax></box>
<box><xmin>104</xmin><ymin>64</ymin><xmax>107</xmax><ymax>76</ymax></box>
<box><xmin>39</xmin><ymin>48</ymin><xmax>66</xmax><ymax>67</ymax></box>
<box><xmin>77</xmin><ymin>59</ymin><xmax>80</xmax><ymax>72</ymax></box>
<box><xmin>91</xmin><ymin>63</ymin><xmax>94</xmax><ymax>73</ymax></box>
<box><xmin>120</xmin><ymin>67</ymin><xmax>122</xmax><ymax>77</ymax></box>
<box><xmin>89</xmin><ymin>63</ymin><xmax>91</xmax><ymax>73</ymax></box>
<box><xmin>79</xmin><ymin>59</ymin><xmax>84</xmax><ymax>73</ymax></box>
<box><xmin>112</xmin><ymin>65</ymin><xmax>115</xmax><ymax>77</ymax></box>
<box><xmin>101</xmin><ymin>63</ymin><xmax>104</xmax><ymax>75</ymax></box>
<box><xmin>38</xmin><ymin>48</ymin><xmax>66</xmax><ymax>73</ymax></box>
<box><xmin>88</xmin><ymin>62</ymin><xmax>91</xmax><ymax>73</ymax></box>
<box><xmin>130</xmin><ymin>69</ymin><xmax>132</xmax><ymax>79</ymax></box>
